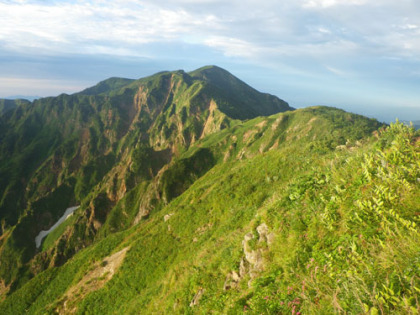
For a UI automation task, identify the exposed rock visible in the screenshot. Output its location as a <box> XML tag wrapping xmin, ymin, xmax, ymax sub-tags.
<box><xmin>224</xmin><ymin>223</ymin><xmax>274</xmax><ymax>290</ymax></box>
<box><xmin>256</xmin><ymin>223</ymin><xmax>275</xmax><ymax>245</ymax></box>
<box><xmin>92</xmin><ymin>219</ymin><xmax>102</xmax><ymax>231</ymax></box>
<box><xmin>195</xmin><ymin>223</ymin><xmax>213</xmax><ymax>234</ymax></box>
<box><xmin>257</xmin><ymin>223</ymin><xmax>269</xmax><ymax>242</ymax></box>
<box><xmin>231</xmin><ymin>270</ymin><xmax>241</xmax><ymax>282</ymax></box>
<box><xmin>269</xmin><ymin>139</ymin><xmax>279</xmax><ymax>151</ymax></box>
<box><xmin>239</xmin><ymin>258</ymin><xmax>248</xmax><ymax>278</ymax></box>
<box><xmin>237</xmin><ymin>149</ymin><xmax>246</xmax><ymax>160</ymax></box>
<box><xmin>164</xmin><ymin>213</ymin><xmax>174</xmax><ymax>222</ymax></box>
<box><xmin>134</xmin><ymin>164</ymin><xmax>170</xmax><ymax>224</ymax></box>
<box><xmin>243</xmin><ymin>129</ymin><xmax>259</xmax><ymax>144</ymax></box>
<box><xmin>223</xmin><ymin>145</ymin><xmax>233</xmax><ymax>162</ymax></box>
<box><xmin>223</xmin><ymin>271</ymin><xmax>241</xmax><ymax>290</ymax></box>
<box><xmin>190</xmin><ymin>288</ymin><xmax>205</xmax><ymax>307</ymax></box>
<box><xmin>56</xmin><ymin>246</ymin><xmax>130</xmax><ymax>314</ymax></box>
<box><xmin>200</xmin><ymin>100</ymin><xmax>222</xmax><ymax>138</ymax></box>
<box><xmin>0</xmin><ymin>280</ymin><xmax>10</xmax><ymax>302</ymax></box>
<box><xmin>267</xmin><ymin>232</ymin><xmax>275</xmax><ymax>245</ymax></box>
<box><xmin>242</xmin><ymin>233</ymin><xmax>261</xmax><ymax>267</ymax></box>
<box><xmin>271</xmin><ymin>115</ymin><xmax>285</xmax><ymax>131</ymax></box>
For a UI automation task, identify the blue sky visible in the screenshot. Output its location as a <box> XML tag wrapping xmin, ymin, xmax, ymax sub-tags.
<box><xmin>1</xmin><ymin>0</ymin><xmax>419</xmax><ymax>122</ymax></box>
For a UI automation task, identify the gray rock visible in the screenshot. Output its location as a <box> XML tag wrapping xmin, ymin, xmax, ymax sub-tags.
<box><xmin>190</xmin><ymin>288</ymin><xmax>205</xmax><ymax>307</ymax></box>
<box><xmin>164</xmin><ymin>213</ymin><xmax>174</xmax><ymax>222</ymax></box>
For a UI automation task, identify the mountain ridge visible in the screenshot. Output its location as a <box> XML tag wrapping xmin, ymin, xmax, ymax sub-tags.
<box><xmin>78</xmin><ymin>77</ymin><xmax>135</xmax><ymax>96</ymax></box>
<box><xmin>0</xmin><ymin>66</ymin><xmax>418</xmax><ymax>314</ymax></box>
<box><xmin>0</xmin><ymin>66</ymin><xmax>293</xmax><ymax>291</ymax></box>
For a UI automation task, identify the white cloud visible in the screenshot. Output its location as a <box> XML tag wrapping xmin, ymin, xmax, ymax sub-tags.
<box><xmin>204</xmin><ymin>36</ymin><xmax>261</xmax><ymax>58</ymax></box>
<box><xmin>318</xmin><ymin>27</ymin><xmax>332</xmax><ymax>34</ymax></box>
<box><xmin>0</xmin><ymin>76</ymin><xmax>88</xmax><ymax>97</ymax></box>
<box><xmin>1</xmin><ymin>0</ymin><xmax>420</xmax><ymax>62</ymax></box>
<box><xmin>0</xmin><ymin>1</ymin><xmax>220</xmax><ymax>56</ymax></box>
<box><xmin>302</xmin><ymin>0</ymin><xmax>367</xmax><ymax>8</ymax></box>
<box><xmin>401</xmin><ymin>24</ymin><xmax>419</xmax><ymax>30</ymax></box>
<box><xmin>325</xmin><ymin>66</ymin><xmax>349</xmax><ymax>76</ymax></box>
<box><xmin>0</xmin><ymin>0</ymin><xmax>420</xmax><ymax>115</ymax></box>
<box><xmin>206</xmin><ymin>37</ymin><xmax>359</xmax><ymax>60</ymax></box>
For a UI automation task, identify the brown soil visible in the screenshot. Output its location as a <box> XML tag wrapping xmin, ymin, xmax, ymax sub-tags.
<box><xmin>56</xmin><ymin>246</ymin><xmax>130</xmax><ymax>314</ymax></box>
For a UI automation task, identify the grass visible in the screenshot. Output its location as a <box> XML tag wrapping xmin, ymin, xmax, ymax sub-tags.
<box><xmin>1</xmin><ymin>108</ymin><xmax>409</xmax><ymax>314</ymax></box>
<box><xmin>3</xmin><ymin>67</ymin><xmax>413</xmax><ymax>314</ymax></box>
<box><xmin>41</xmin><ymin>212</ymin><xmax>78</xmax><ymax>251</ymax></box>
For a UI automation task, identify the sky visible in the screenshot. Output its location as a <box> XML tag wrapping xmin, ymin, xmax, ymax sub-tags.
<box><xmin>1</xmin><ymin>0</ymin><xmax>419</xmax><ymax>122</ymax></box>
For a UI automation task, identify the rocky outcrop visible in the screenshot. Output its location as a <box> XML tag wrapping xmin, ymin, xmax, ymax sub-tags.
<box><xmin>0</xmin><ymin>280</ymin><xmax>10</xmax><ymax>302</ymax></box>
<box><xmin>224</xmin><ymin>223</ymin><xmax>274</xmax><ymax>290</ymax></box>
<box><xmin>163</xmin><ymin>213</ymin><xmax>174</xmax><ymax>222</ymax></box>
<box><xmin>56</xmin><ymin>246</ymin><xmax>130</xmax><ymax>314</ymax></box>
<box><xmin>189</xmin><ymin>288</ymin><xmax>205</xmax><ymax>307</ymax></box>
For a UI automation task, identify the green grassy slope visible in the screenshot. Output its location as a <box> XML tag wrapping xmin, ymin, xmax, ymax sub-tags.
<box><xmin>77</xmin><ymin>77</ymin><xmax>135</xmax><ymax>96</ymax></box>
<box><xmin>2</xmin><ymin>108</ymin><xmax>415</xmax><ymax>314</ymax></box>
<box><xmin>0</xmin><ymin>99</ymin><xmax>30</xmax><ymax>116</ymax></box>
<box><xmin>0</xmin><ymin>66</ymin><xmax>294</xmax><ymax>298</ymax></box>
<box><xmin>189</xmin><ymin>66</ymin><xmax>292</xmax><ymax>119</ymax></box>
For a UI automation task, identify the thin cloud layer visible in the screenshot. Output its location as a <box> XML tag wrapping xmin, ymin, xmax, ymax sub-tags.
<box><xmin>0</xmin><ymin>0</ymin><xmax>419</xmax><ymax>120</ymax></box>
<box><xmin>1</xmin><ymin>0</ymin><xmax>419</xmax><ymax>59</ymax></box>
<box><xmin>302</xmin><ymin>0</ymin><xmax>368</xmax><ymax>8</ymax></box>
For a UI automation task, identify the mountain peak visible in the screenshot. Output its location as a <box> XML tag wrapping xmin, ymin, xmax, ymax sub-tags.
<box><xmin>189</xmin><ymin>65</ymin><xmax>240</xmax><ymax>85</ymax></box>
<box><xmin>189</xmin><ymin>65</ymin><xmax>293</xmax><ymax>119</ymax></box>
<box><xmin>189</xmin><ymin>64</ymin><xmax>228</xmax><ymax>75</ymax></box>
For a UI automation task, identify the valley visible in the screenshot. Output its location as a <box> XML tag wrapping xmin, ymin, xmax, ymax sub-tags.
<box><xmin>0</xmin><ymin>66</ymin><xmax>418</xmax><ymax>314</ymax></box>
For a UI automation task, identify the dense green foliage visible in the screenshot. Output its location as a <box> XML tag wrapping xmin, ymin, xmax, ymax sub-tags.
<box><xmin>402</xmin><ymin>120</ymin><xmax>420</xmax><ymax>130</ymax></box>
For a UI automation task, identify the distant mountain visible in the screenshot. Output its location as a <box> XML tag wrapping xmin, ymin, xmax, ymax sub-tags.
<box><xmin>402</xmin><ymin>119</ymin><xmax>420</xmax><ymax>130</ymax></box>
<box><xmin>0</xmin><ymin>66</ymin><xmax>292</xmax><ymax>227</ymax></box>
<box><xmin>0</xmin><ymin>99</ymin><xmax>30</xmax><ymax>115</ymax></box>
<box><xmin>0</xmin><ymin>66</ymin><xmax>293</xmax><ymax>288</ymax></box>
<box><xmin>5</xmin><ymin>95</ymin><xmax>40</xmax><ymax>101</ymax></box>
<box><xmin>0</xmin><ymin>66</ymin><xmax>418</xmax><ymax>315</ymax></box>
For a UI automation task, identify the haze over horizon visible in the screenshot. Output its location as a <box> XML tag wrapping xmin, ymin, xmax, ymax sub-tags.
<box><xmin>1</xmin><ymin>0</ymin><xmax>419</xmax><ymax>123</ymax></box>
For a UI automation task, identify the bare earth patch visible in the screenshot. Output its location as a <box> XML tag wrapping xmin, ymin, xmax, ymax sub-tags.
<box><xmin>243</xmin><ymin>129</ymin><xmax>258</xmax><ymax>143</ymax></box>
<box><xmin>256</xmin><ymin>120</ymin><xmax>267</xmax><ymax>129</ymax></box>
<box><xmin>56</xmin><ymin>246</ymin><xmax>130</xmax><ymax>314</ymax></box>
<box><xmin>0</xmin><ymin>280</ymin><xmax>10</xmax><ymax>302</ymax></box>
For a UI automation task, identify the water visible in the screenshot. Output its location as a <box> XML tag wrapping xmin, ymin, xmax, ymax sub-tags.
<box><xmin>35</xmin><ymin>206</ymin><xmax>79</xmax><ymax>248</ymax></box>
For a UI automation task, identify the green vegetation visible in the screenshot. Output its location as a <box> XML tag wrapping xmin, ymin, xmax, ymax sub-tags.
<box><xmin>234</xmin><ymin>121</ymin><xmax>419</xmax><ymax>314</ymax></box>
<box><xmin>0</xmin><ymin>66</ymin><xmax>418</xmax><ymax>314</ymax></box>
<box><xmin>0</xmin><ymin>66</ymin><xmax>293</xmax><ymax>297</ymax></box>
<box><xmin>402</xmin><ymin>120</ymin><xmax>420</xmax><ymax>130</ymax></box>
<box><xmin>0</xmin><ymin>99</ymin><xmax>30</xmax><ymax>116</ymax></box>
<box><xmin>190</xmin><ymin>65</ymin><xmax>291</xmax><ymax>119</ymax></box>
<box><xmin>78</xmin><ymin>77</ymin><xmax>135</xmax><ymax>96</ymax></box>
<box><xmin>41</xmin><ymin>212</ymin><xmax>78</xmax><ymax>251</ymax></box>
